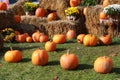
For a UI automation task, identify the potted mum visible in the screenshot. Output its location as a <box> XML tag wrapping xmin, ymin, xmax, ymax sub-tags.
<box><xmin>65</xmin><ymin>7</ymin><xmax>79</xmax><ymax>21</ymax></box>
<box><xmin>103</xmin><ymin>4</ymin><xmax>120</xmax><ymax>19</ymax></box>
<box><xmin>23</xmin><ymin>2</ymin><xmax>38</xmax><ymax>15</ymax></box>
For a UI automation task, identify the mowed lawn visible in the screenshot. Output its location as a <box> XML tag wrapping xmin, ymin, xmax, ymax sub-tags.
<box><xmin>0</xmin><ymin>38</ymin><xmax>120</xmax><ymax>80</ymax></box>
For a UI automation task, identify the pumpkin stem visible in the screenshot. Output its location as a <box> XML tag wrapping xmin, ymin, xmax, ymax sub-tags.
<box><xmin>10</xmin><ymin>47</ymin><xmax>13</xmax><ymax>51</ymax></box>
<box><xmin>67</xmin><ymin>49</ymin><xmax>70</xmax><ymax>55</ymax></box>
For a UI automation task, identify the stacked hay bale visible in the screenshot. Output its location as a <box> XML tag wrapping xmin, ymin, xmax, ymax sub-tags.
<box><xmin>0</xmin><ymin>33</ymin><xmax>4</xmax><ymax>50</ymax></box>
<box><xmin>39</xmin><ymin>0</ymin><xmax>69</xmax><ymax>19</ymax></box>
<box><xmin>8</xmin><ymin>0</ymin><xmax>30</xmax><ymax>15</ymax></box>
<box><xmin>0</xmin><ymin>10</ymin><xmax>15</xmax><ymax>30</ymax></box>
<box><xmin>45</xmin><ymin>20</ymin><xmax>77</xmax><ymax>36</ymax></box>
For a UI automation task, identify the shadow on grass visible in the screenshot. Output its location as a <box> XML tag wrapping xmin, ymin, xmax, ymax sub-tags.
<box><xmin>112</xmin><ymin>67</ymin><xmax>120</xmax><ymax>74</ymax></box>
<box><xmin>47</xmin><ymin>60</ymin><xmax>59</xmax><ymax>66</ymax></box>
<box><xmin>56</xmin><ymin>48</ymin><xmax>66</xmax><ymax>52</ymax></box>
<box><xmin>20</xmin><ymin>58</ymin><xmax>31</xmax><ymax>63</ymax></box>
<box><xmin>66</xmin><ymin>40</ymin><xmax>77</xmax><ymax>43</ymax></box>
<box><xmin>76</xmin><ymin>64</ymin><xmax>93</xmax><ymax>70</ymax></box>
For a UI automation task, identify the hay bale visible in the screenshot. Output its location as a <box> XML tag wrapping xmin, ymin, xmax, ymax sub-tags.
<box><xmin>13</xmin><ymin>23</ymin><xmax>36</xmax><ymax>36</ymax></box>
<box><xmin>0</xmin><ymin>33</ymin><xmax>4</xmax><ymax>50</ymax></box>
<box><xmin>8</xmin><ymin>0</ymin><xmax>30</xmax><ymax>15</ymax></box>
<box><xmin>21</xmin><ymin>15</ymin><xmax>47</xmax><ymax>34</ymax></box>
<box><xmin>39</xmin><ymin>0</ymin><xmax>69</xmax><ymax>19</ymax></box>
<box><xmin>84</xmin><ymin>5</ymin><xmax>120</xmax><ymax>37</ymax></box>
<box><xmin>45</xmin><ymin>20</ymin><xmax>77</xmax><ymax>36</ymax></box>
<box><xmin>0</xmin><ymin>10</ymin><xmax>15</xmax><ymax>30</ymax></box>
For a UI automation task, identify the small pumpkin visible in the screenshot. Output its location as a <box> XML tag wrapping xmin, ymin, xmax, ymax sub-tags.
<box><xmin>47</xmin><ymin>12</ymin><xmax>57</xmax><ymax>21</ymax></box>
<box><xmin>32</xmin><ymin>31</ymin><xmax>43</xmax><ymax>42</ymax></box>
<box><xmin>39</xmin><ymin>34</ymin><xmax>49</xmax><ymax>43</ymax></box>
<box><xmin>60</xmin><ymin>50</ymin><xmax>78</xmax><ymax>70</ymax></box>
<box><xmin>45</xmin><ymin>41</ymin><xmax>56</xmax><ymax>52</ymax></box>
<box><xmin>26</xmin><ymin>36</ymin><xmax>33</xmax><ymax>42</ymax></box>
<box><xmin>31</xmin><ymin>48</ymin><xmax>48</xmax><ymax>66</ymax></box>
<box><xmin>35</xmin><ymin>8</ymin><xmax>45</xmax><ymax>17</ymax></box>
<box><xmin>103</xmin><ymin>0</ymin><xmax>109</xmax><ymax>7</ymax></box>
<box><xmin>15</xmin><ymin>31</ymin><xmax>21</xmax><ymax>35</ymax></box>
<box><xmin>0</xmin><ymin>2</ymin><xmax>7</xmax><ymax>10</ymax></box>
<box><xmin>99</xmin><ymin>35</ymin><xmax>112</xmax><ymax>45</ymax></box>
<box><xmin>15</xmin><ymin>34</ymin><xmax>26</xmax><ymax>42</ymax></box>
<box><xmin>4</xmin><ymin>47</ymin><xmax>22</xmax><ymax>63</ymax></box>
<box><xmin>77</xmin><ymin>34</ymin><xmax>85</xmax><ymax>44</ymax></box>
<box><xmin>66</xmin><ymin>29</ymin><xmax>76</xmax><ymax>40</ymax></box>
<box><xmin>53</xmin><ymin>34</ymin><xmax>66</xmax><ymax>44</ymax></box>
<box><xmin>94</xmin><ymin>56</ymin><xmax>113</xmax><ymax>74</ymax></box>
<box><xmin>70</xmin><ymin>0</ymin><xmax>80</xmax><ymax>7</ymax></box>
<box><xmin>14</xmin><ymin>15</ymin><xmax>21</xmax><ymax>23</ymax></box>
<box><xmin>99</xmin><ymin>12</ymin><xmax>108</xmax><ymax>19</ymax></box>
<box><xmin>83</xmin><ymin>34</ymin><xmax>98</xmax><ymax>46</ymax></box>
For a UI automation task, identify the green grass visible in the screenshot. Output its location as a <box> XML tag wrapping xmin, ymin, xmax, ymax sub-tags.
<box><xmin>0</xmin><ymin>38</ymin><xmax>120</xmax><ymax>80</ymax></box>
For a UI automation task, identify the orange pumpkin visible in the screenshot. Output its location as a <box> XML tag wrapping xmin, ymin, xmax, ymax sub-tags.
<box><xmin>45</xmin><ymin>41</ymin><xmax>56</xmax><ymax>52</ymax></box>
<box><xmin>103</xmin><ymin>0</ymin><xmax>109</xmax><ymax>7</ymax></box>
<box><xmin>4</xmin><ymin>47</ymin><xmax>22</xmax><ymax>63</ymax></box>
<box><xmin>35</xmin><ymin>8</ymin><xmax>45</xmax><ymax>17</ymax></box>
<box><xmin>99</xmin><ymin>35</ymin><xmax>112</xmax><ymax>45</ymax></box>
<box><xmin>39</xmin><ymin>35</ymin><xmax>49</xmax><ymax>42</ymax></box>
<box><xmin>66</xmin><ymin>29</ymin><xmax>76</xmax><ymax>40</ymax></box>
<box><xmin>32</xmin><ymin>31</ymin><xmax>43</xmax><ymax>42</ymax></box>
<box><xmin>83</xmin><ymin>34</ymin><xmax>98</xmax><ymax>46</ymax></box>
<box><xmin>94</xmin><ymin>56</ymin><xmax>113</xmax><ymax>74</ymax></box>
<box><xmin>15</xmin><ymin>31</ymin><xmax>21</xmax><ymax>35</ymax></box>
<box><xmin>15</xmin><ymin>34</ymin><xmax>26</xmax><ymax>42</ymax></box>
<box><xmin>47</xmin><ymin>12</ymin><xmax>57</xmax><ymax>21</ymax></box>
<box><xmin>83</xmin><ymin>7</ymin><xmax>87</xmax><ymax>15</ymax></box>
<box><xmin>70</xmin><ymin>0</ymin><xmax>80</xmax><ymax>7</ymax></box>
<box><xmin>53</xmin><ymin>34</ymin><xmax>66</xmax><ymax>44</ymax></box>
<box><xmin>60</xmin><ymin>50</ymin><xmax>78</xmax><ymax>70</ymax></box>
<box><xmin>31</xmin><ymin>49</ymin><xmax>48</xmax><ymax>66</ymax></box>
<box><xmin>14</xmin><ymin>15</ymin><xmax>21</xmax><ymax>23</ymax></box>
<box><xmin>77</xmin><ymin>34</ymin><xmax>85</xmax><ymax>44</ymax></box>
<box><xmin>99</xmin><ymin>12</ymin><xmax>108</xmax><ymax>19</ymax></box>
<box><xmin>0</xmin><ymin>2</ymin><xmax>7</xmax><ymax>10</ymax></box>
<box><xmin>24</xmin><ymin>33</ymin><xmax>29</xmax><ymax>38</ymax></box>
<box><xmin>26</xmin><ymin>36</ymin><xmax>33</xmax><ymax>42</ymax></box>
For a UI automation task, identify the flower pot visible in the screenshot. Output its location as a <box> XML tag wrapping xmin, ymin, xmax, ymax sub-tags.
<box><xmin>66</xmin><ymin>15</ymin><xmax>77</xmax><ymax>21</ymax></box>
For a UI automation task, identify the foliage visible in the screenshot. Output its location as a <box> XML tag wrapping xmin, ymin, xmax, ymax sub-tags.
<box><xmin>65</xmin><ymin>7</ymin><xmax>79</xmax><ymax>16</ymax></box>
<box><xmin>103</xmin><ymin>4</ymin><xmax>120</xmax><ymax>16</ymax></box>
<box><xmin>80</xmin><ymin>0</ymin><xmax>99</xmax><ymax>6</ymax></box>
<box><xmin>23</xmin><ymin>2</ymin><xmax>38</xmax><ymax>12</ymax></box>
<box><xmin>0</xmin><ymin>28</ymin><xmax>15</xmax><ymax>42</ymax></box>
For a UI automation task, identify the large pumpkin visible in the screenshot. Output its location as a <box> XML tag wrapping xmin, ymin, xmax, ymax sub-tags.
<box><xmin>0</xmin><ymin>2</ymin><xmax>7</xmax><ymax>10</ymax></box>
<box><xmin>70</xmin><ymin>0</ymin><xmax>80</xmax><ymax>7</ymax></box>
<box><xmin>39</xmin><ymin>34</ymin><xmax>49</xmax><ymax>43</ymax></box>
<box><xmin>35</xmin><ymin>8</ymin><xmax>45</xmax><ymax>17</ymax></box>
<box><xmin>4</xmin><ymin>47</ymin><xmax>22</xmax><ymax>63</ymax></box>
<box><xmin>77</xmin><ymin>34</ymin><xmax>85</xmax><ymax>44</ymax></box>
<box><xmin>94</xmin><ymin>56</ymin><xmax>113</xmax><ymax>74</ymax></box>
<box><xmin>66</xmin><ymin>29</ymin><xmax>76</xmax><ymax>40</ymax></box>
<box><xmin>83</xmin><ymin>34</ymin><xmax>98</xmax><ymax>46</ymax></box>
<box><xmin>32</xmin><ymin>31</ymin><xmax>43</xmax><ymax>42</ymax></box>
<box><xmin>47</xmin><ymin>12</ymin><xmax>57</xmax><ymax>21</ymax></box>
<box><xmin>31</xmin><ymin>49</ymin><xmax>48</xmax><ymax>66</ymax></box>
<box><xmin>99</xmin><ymin>35</ymin><xmax>112</xmax><ymax>45</ymax></box>
<box><xmin>53</xmin><ymin>34</ymin><xmax>66</xmax><ymax>44</ymax></box>
<box><xmin>45</xmin><ymin>41</ymin><xmax>56</xmax><ymax>52</ymax></box>
<box><xmin>60</xmin><ymin>50</ymin><xmax>78</xmax><ymax>70</ymax></box>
